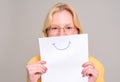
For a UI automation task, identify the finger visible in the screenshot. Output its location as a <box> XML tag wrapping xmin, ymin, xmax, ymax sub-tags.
<box><xmin>33</xmin><ymin>60</ymin><xmax>46</xmax><ymax>65</ymax></box>
<box><xmin>82</xmin><ymin>62</ymin><xmax>94</xmax><ymax>67</ymax></box>
<box><xmin>86</xmin><ymin>68</ymin><xmax>98</xmax><ymax>81</ymax></box>
<box><xmin>30</xmin><ymin>64</ymin><xmax>47</xmax><ymax>72</ymax></box>
<box><xmin>82</xmin><ymin>68</ymin><xmax>93</xmax><ymax>77</ymax></box>
<box><xmin>82</xmin><ymin>64</ymin><xmax>95</xmax><ymax>71</ymax></box>
<box><xmin>81</xmin><ymin>63</ymin><xmax>95</xmax><ymax>76</ymax></box>
<box><xmin>82</xmin><ymin>67</ymin><xmax>98</xmax><ymax>78</ymax></box>
<box><xmin>26</xmin><ymin>62</ymin><xmax>47</xmax><ymax>74</ymax></box>
<box><xmin>27</xmin><ymin>66</ymin><xmax>47</xmax><ymax>75</ymax></box>
<box><xmin>27</xmin><ymin>60</ymin><xmax>47</xmax><ymax>69</ymax></box>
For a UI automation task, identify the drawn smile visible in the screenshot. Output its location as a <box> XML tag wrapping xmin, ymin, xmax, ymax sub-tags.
<box><xmin>52</xmin><ymin>41</ymin><xmax>71</xmax><ymax>50</ymax></box>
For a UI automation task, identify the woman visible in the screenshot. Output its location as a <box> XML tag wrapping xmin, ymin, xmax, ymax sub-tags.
<box><xmin>26</xmin><ymin>3</ymin><xmax>104</xmax><ymax>82</ymax></box>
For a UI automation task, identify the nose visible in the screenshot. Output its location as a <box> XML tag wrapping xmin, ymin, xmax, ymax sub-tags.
<box><xmin>58</xmin><ymin>28</ymin><xmax>66</xmax><ymax>36</ymax></box>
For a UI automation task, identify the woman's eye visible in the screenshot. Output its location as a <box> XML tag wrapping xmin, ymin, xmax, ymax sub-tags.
<box><xmin>51</xmin><ymin>27</ymin><xmax>58</xmax><ymax>30</ymax></box>
<box><xmin>66</xmin><ymin>27</ymin><xmax>73</xmax><ymax>29</ymax></box>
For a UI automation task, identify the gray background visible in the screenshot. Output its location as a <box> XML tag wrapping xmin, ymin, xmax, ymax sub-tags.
<box><xmin>0</xmin><ymin>0</ymin><xmax>120</xmax><ymax>82</ymax></box>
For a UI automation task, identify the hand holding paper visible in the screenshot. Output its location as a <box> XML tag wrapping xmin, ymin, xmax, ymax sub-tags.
<box><xmin>39</xmin><ymin>34</ymin><xmax>88</xmax><ymax>82</ymax></box>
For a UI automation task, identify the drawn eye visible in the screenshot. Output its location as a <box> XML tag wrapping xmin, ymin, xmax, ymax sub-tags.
<box><xmin>52</xmin><ymin>41</ymin><xmax>71</xmax><ymax>50</ymax></box>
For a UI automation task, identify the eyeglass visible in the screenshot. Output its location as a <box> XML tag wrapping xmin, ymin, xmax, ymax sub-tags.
<box><xmin>47</xmin><ymin>25</ymin><xmax>77</xmax><ymax>33</ymax></box>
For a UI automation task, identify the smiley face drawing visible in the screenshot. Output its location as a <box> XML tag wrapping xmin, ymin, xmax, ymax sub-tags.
<box><xmin>52</xmin><ymin>41</ymin><xmax>71</xmax><ymax>50</ymax></box>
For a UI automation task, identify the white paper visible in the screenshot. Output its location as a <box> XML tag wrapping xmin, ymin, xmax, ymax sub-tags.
<box><xmin>39</xmin><ymin>34</ymin><xmax>88</xmax><ymax>82</ymax></box>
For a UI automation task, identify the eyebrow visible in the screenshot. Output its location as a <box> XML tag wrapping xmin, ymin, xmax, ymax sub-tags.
<box><xmin>51</xmin><ymin>24</ymin><xmax>74</xmax><ymax>27</ymax></box>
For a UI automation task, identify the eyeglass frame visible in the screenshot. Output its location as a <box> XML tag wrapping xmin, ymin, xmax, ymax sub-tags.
<box><xmin>46</xmin><ymin>25</ymin><xmax>79</xmax><ymax>34</ymax></box>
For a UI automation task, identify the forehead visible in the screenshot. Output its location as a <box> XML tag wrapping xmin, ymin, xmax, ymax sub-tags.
<box><xmin>52</xmin><ymin>10</ymin><xmax>74</xmax><ymax>26</ymax></box>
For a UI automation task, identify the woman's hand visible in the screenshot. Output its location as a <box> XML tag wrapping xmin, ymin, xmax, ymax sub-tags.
<box><xmin>82</xmin><ymin>62</ymin><xmax>98</xmax><ymax>82</ymax></box>
<box><xmin>26</xmin><ymin>61</ymin><xmax>47</xmax><ymax>82</ymax></box>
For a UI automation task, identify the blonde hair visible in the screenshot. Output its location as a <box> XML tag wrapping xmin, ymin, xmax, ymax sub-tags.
<box><xmin>42</xmin><ymin>3</ymin><xmax>83</xmax><ymax>37</ymax></box>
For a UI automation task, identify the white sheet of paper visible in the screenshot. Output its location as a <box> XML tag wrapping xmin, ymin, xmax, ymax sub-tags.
<box><xmin>39</xmin><ymin>34</ymin><xmax>88</xmax><ymax>82</ymax></box>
